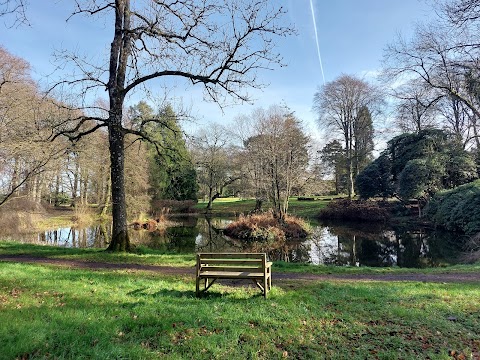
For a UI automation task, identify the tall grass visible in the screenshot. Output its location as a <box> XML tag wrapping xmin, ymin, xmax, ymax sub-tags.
<box><xmin>72</xmin><ymin>204</ymin><xmax>96</xmax><ymax>226</ymax></box>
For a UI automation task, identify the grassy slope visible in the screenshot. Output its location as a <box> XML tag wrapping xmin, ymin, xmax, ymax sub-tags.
<box><xmin>0</xmin><ymin>261</ymin><xmax>478</xmax><ymax>359</ymax></box>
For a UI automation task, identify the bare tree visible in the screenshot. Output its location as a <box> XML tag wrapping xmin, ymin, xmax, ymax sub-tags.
<box><xmin>191</xmin><ymin>124</ymin><xmax>240</xmax><ymax>211</ymax></box>
<box><xmin>0</xmin><ymin>0</ymin><xmax>29</xmax><ymax>26</ymax></box>
<box><xmin>441</xmin><ymin>0</ymin><xmax>480</xmax><ymax>24</ymax></box>
<box><xmin>0</xmin><ymin>47</ymin><xmax>71</xmax><ymax>207</ymax></box>
<box><xmin>243</xmin><ymin>105</ymin><xmax>310</xmax><ymax>219</ymax></box>
<box><xmin>44</xmin><ymin>0</ymin><xmax>293</xmax><ymax>251</ymax></box>
<box><xmin>313</xmin><ymin>75</ymin><xmax>382</xmax><ymax>199</ymax></box>
<box><xmin>392</xmin><ymin>80</ymin><xmax>442</xmax><ymax>133</ymax></box>
<box><xmin>383</xmin><ymin>15</ymin><xmax>480</xmax><ymax>148</ymax></box>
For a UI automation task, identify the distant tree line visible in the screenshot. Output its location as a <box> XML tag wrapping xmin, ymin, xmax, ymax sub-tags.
<box><xmin>1</xmin><ymin>44</ymin><xmax>330</xmax><ymax>224</ymax></box>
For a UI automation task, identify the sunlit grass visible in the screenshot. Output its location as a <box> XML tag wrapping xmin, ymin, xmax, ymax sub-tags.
<box><xmin>36</xmin><ymin>214</ymin><xmax>76</xmax><ymax>230</ymax></box>
<box><xmin>1</xmin><ymin>241</ymin><xmax>479</xmax><ymax>276</ymax></box>
<box><xmin>0</xmin><ymin>241</ymin><xmax>195</xmax><ymax>267</ymax></box>
<box><xmin>0</xmin><ymin>261</ymin><xmax>478</xmax><ymax>359</ymax></box>
<box><xmin>195</xmin><ymin>197</ymin><xmax>331</xmax><ymax>219</ymax></box>
<box><xmin>197</xmin><ymin>197</ymin><xmax>247</xmax><ymax>204</ymax></box>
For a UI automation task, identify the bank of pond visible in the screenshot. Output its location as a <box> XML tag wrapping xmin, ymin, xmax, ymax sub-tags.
<box><xmin>2</xmin><ymin>215</ymin><xmax>469</xmax><ymax>268</ymax></box>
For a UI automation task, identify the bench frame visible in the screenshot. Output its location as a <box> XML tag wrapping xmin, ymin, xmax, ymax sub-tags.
<box><xmin>195</xmin><ymin>253</ymin><xmax>272</xmax><ymax>298</ymax></box>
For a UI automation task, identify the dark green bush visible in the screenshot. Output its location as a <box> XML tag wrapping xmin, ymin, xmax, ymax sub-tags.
<box><xmin>425</xmin><ymin>179</ymin><xmax>480</xmax><ymax>234</ymax></box>
<box><xmin>355</xmin><ymin>153</ymin><xmax>394</xmax><ymax>199</ymax></box>
<box><xmin>318</xmin><ymin>199</ymin><xmax>391</xmax><ymax>222</ymax></box>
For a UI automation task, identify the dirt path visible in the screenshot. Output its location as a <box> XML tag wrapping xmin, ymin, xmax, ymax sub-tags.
<box><xmin>1</xmin><ymin>254</ymin><xmax>479</xmax><ymax>284</ymax></box>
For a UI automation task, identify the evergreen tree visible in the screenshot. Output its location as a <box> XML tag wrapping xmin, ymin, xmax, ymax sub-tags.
<box><xmin>148</xmin><ymin>105</ymin><xmax>198</xmax><ymax>201</ymax></box>
<box><xmin>128</xmin><ymin>102</ymin><xmax>198</xmax><ymax>202</ymax></box>
<box><xmin>353</xmin><ymin>106</ymin><xmax>375</xmax><ymax>175</ymax></box>
<box><xmin>355</xmin><ymin>153</ymin><xmax>393</xmax><ymax>199</ymax></box>
<box><xmin>320</xmin><ymin>140</ymin><xmax>347</xmax><ymax>194</ymax></box>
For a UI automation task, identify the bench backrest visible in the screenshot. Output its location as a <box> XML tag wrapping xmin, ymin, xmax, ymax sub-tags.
<box><xmin>196</xmin><ymin>253</ymin><xmax>268</xmax><ymax>273</ymax></box>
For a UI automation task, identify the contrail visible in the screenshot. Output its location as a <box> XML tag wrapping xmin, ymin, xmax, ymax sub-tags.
<box><xmin>309</xmin><ymin>0</ymin><xmax>326</xmax><ymax>85</ymax></box>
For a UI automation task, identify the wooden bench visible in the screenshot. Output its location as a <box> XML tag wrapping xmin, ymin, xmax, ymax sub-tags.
<box><xmin>196</xmin><ymin>253</ymin><xmax>272</xmax><ymax>298</ymax></box>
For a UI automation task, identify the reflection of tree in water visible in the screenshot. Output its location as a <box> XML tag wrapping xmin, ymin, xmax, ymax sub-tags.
<box><xmin>37</xmin><ymin>225</ymin><xmax>111</xmax><ymax>248</ymax></box>
<box><xmin>196</xmin><ymin>217</ymin><xmax>240</xmax><ymax>253</ymax></box>
<box><xmin>328</xmin><ymin>224</ymin><xmax>414</xmax><ymax>267</ymax></box>
<box><xmin>139</xmin><ymin>219</ymin><xmax>199</xmax><ymax>253</ymax></box>
<box><xmin>322</xmin><ymin>221</ymin><xmax>463</xmax><ymax>267</ymax></box>
<box><xmin>396</xmin><ymin>227</ymin><xmax>464</xmax><ymax>267</ymax></box>
<box><xmin>266</xmin><ymin>241</ymin><xmax>312</xmax><ymax>263</ymax></box>
<box><xmin>225</xmin><ymin>234</ymin><xmax>312</xmax><ymax>263</ymax></box>
<box><xmin>30</xmin><ymin>217</ymin><xmax>464</xmax><ymax>266</ymax></box>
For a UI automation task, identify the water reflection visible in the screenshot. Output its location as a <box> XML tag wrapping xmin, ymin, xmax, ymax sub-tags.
<box><xmin>37</xmin><ymin>225</ymin><xmax>110</xmax><ymax>248</ymax></box>
<box><xmin>299</xmin><ymin>222</ymin><xmax>464</xmax><ymax>268</ymax></box>
<box><xmin>10</xmin><ymin>217</ymin><xmax>465</xmax><ymax>268</ymax></box>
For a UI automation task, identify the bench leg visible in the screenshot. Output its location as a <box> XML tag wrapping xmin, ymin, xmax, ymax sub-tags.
<box><xmin>196</xmin><ymin>276</ymin><xmax>200</xmax><ymax>297</ymax></box>
<box><xmin>264</xmin><ymin>276</ymin><xmax>268</xmax><ymax>299</ymax></box>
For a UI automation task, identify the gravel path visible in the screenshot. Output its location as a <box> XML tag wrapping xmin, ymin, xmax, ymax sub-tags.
<box><xmin>1</xmin><ymin>254</ymin><xmax>479</xmax><ymax>284</ymax></box>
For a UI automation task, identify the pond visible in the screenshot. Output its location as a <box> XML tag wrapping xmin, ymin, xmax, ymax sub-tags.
<box><xmin>4</xmin><ymin>215</ymin><xmax>467</xmax><ymax>268</ymax></box>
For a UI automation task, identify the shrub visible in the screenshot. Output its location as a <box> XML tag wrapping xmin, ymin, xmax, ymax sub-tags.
<box><xmin>356</xmin><ymin>153</ymin><xmax>393</xmax><ymax>199</ymax></box>
<box><xmin>425</xmin><ymin>179</ymin><xmax>480</xmax><ymax>234</ymax></box>
<box><xmin>318</xmin><ymin>199</ymin><xmax>391</xmax><ymax>222</ymax></box>
<box><xmin>223</xmin><ymin>212</ymin><xmax>310</xmax><ymax>245</ymax></box>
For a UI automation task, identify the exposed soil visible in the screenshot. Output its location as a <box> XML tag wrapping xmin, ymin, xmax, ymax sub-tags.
<box><xmin>1</xmin><ymin>254</ymin><xmax>479</xmax><ymax>284</ymax></box>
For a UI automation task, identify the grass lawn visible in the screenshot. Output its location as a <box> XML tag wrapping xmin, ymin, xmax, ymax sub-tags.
<box><xmin>0</xmin><ymin>260</ymin><xmax>479</xmax><ymax>359</ymax></box>
<box><xmin>195</xmin><ymin>197</ymin><xmax>331</xmax><ymax>219</ymax></box>
<box><xmin>2</xmin><ymin>241</ymin><xmax>480</xmax><ymax>275</ymax></box>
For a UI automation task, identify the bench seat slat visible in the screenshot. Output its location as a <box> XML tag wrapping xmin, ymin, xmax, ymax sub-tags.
<box><xmin>201</xmin><ymin>266</ymin><xmax>263</xmax><ymax>272</ymax></box>
<box><xmin>198</xmin><ymin>271</ymin><xmax>265</xmax><ymax>279</ymax></box>
<box><xmin>199</xmin><ymin>253</ymin><xmax>265</xmax><ymax>259</ymax></box>
<box><xmin>199</xmin><ymin>259</ymin><xmax>262</xmax><ymax>265</ymax></box>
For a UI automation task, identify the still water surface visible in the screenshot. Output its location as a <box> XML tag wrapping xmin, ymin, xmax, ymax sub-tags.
<box><xmin>8</xmin><ymin>216</ymin><xmax>466</xmax><ymax>268</ymax></box>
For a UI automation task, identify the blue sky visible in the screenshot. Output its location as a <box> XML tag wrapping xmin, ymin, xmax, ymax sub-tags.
<box><xmin>1</xmin><ymin>0</ymin><xmax>435</xmax><ymax>144</ymax></box>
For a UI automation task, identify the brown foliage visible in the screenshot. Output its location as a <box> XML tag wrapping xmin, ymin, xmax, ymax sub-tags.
<box><xmin>223</xmin><ymin>212</ymin><xmax>310</xmax><ymax>245</ymax></box>
<box><xmin>0</xmin><ymin>197</ymin><xmax>45</xmax><ymax>213</ymax></box>
<box><xmin>0</xmin><ymin>198</ymin><xmax>45</xmax><ymax>234</ymax></box>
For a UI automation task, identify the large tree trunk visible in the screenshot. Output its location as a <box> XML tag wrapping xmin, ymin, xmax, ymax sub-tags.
<box><xmin>106</xmin><ymin>119</ymin><xmax>130</xmax><ymax>251</ymax></box>
<box><xmin>106</xmin><ymin>0</ymin><xmax>131</xmax><ymax>251</ymax></box>
<box><xmin>206</xmin><ymin>171</ymin><xmax>214</xmax><ymax>211</ymax></box>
